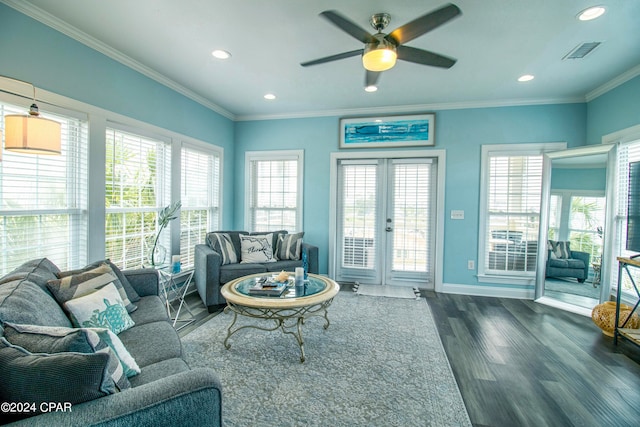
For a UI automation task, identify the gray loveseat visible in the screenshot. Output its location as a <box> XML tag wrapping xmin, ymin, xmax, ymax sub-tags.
<box><xmin>194</xmin><ymin>230</ymin><xmax>318</xmax><ymax>312</ymax></box>
<box><xmin>0</xmin><ymin>258</ymin><xmax>221</xmax><ymax>427</ymax></box>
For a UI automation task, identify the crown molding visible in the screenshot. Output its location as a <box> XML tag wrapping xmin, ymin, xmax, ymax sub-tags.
<box><xmin>235</xmin><ymin>96</ymin><xmax>586</xmax><ymax>122</ymax></box>
<box><xmin>585</xmin><ymin>64</ymin><xmax>640</xmax><ymax>102</ymax></box>
<box><xmin>2</xmin><ymin>0</ymin><xmax>235</xmax><ymax>121</ymax></box>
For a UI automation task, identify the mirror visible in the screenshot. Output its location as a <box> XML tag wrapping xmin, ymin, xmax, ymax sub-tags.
<box><xmin>535</xmin><ymin>144</ymin><xmax>616</xmax><ymax>315</ymax></box>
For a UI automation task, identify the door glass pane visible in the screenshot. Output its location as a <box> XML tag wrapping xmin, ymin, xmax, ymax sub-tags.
<box><xmin>341</xmin><ymin>164</ymin><xmax>377</xmax><ymax>269</ymax></box>
<box><xmin>392</xmin><ymin>162</ymin><xmax>430</xmax><ymax>272</ymax></box>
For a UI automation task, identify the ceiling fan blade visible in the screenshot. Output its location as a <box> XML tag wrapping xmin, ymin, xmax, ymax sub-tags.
<box><xmin>320</xmin><ymin>10</ymin><xmax>375</xmax><ymax>44</ymax></box>
<box><xmin>388</xmin><ymin>3</ymin><xmax>461</xmax><ymax>45</ymax></box>
<box><xmin>300</xmin><ymin>49</ymin><xmax>363</xmax><ymax>67</ymax></box>
<box><xmin>365</xmin><ymin>70</ymin><xmax>381</xmax><ymax>87</ymax></box>
<box><xmin>397</xmin><ymin>45</ymin><xmax>457</xmax><ymax>68</ymax></box>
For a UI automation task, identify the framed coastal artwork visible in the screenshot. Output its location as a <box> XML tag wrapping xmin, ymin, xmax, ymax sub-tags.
<box><xmin>339</xmin><ymin>113</ymin><xmax>435</xmax><ymax>149</ymax></box>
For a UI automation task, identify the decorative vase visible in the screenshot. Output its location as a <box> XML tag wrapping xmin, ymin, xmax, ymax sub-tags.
<box><xmin>591</xmin><ymin>301</ymin><xmax>640</xmax><ymax>337</ymax></box>
<box><xmin>149</xmin><ymin>243</ymin><xmax>167</xmax><ymax>267</ymax></box>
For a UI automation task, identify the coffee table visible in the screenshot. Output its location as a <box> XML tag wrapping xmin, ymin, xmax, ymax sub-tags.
<box><xmin>220</xmin><ymin>272</ymin><xmax>340</xmax><ymax>362</ymax></box>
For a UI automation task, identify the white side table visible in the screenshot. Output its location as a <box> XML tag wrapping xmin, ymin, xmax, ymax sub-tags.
<box><xmin>158</xmin><ymin>267</ymin><xmax>195</xmax><ymax>330</ymax></box>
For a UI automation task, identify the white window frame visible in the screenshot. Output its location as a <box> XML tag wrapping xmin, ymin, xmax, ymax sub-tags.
<box><xmin>478</xmin><ymin>143</ymin><xmax>565</xmax><ymax>285</ymax></box>
<box><xmin>244</xmin><ymin>150</ymin><xmax>304</xmax><ymax>232</ymax></box>
<box><xmin>178</xmin><ymin>140</ymin><xmax>222</xmax><ymax>267</ymax></box>
<box><xmin>104</xmin><ymin>123</ymin><xmax>172</xmax><ymax>269</ymax></box>
<box><xmin>0</xmin><ymin>93</ymin><xmax>89</xmax><ymax>275</ymax></box>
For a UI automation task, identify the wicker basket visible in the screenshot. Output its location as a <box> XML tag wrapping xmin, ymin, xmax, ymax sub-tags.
<box><xmin>591</xmin><ymin>301</ymin><xmax>640</xmax><ymax>337</ymax></box>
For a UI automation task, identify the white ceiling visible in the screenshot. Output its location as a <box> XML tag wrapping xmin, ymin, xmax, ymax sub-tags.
<box><xmin>8</xmin><ymin>0</ymin><xmax>640</xmax><ymax>120</ymax></box>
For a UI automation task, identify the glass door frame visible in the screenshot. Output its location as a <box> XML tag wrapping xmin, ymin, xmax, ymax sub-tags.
<box><xmin>328</xmin><ymin>150</ymin><xmax>446</xmax><ymax>291</ymax></box>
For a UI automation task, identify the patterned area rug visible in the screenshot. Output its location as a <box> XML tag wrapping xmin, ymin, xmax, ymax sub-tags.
<box><xmin>182</xmin><ymin>293</ymin><xmax>471</xmax><ymax>427</ymax></box>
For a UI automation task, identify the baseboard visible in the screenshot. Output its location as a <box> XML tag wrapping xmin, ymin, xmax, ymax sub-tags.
<box><xmin>440</xmin><ymin>282</ymin><xmax>535</xmax><ymax>299</ymax></box>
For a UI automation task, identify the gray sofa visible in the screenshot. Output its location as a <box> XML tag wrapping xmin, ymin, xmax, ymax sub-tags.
<box><xmin>194</xmin><ymin>230</ymin><xmax>318</xmax><ymax>312</ymax></box>
<box><xmin>0</xmin><ymin>258</ymin><xmax>222</xmax><ymax>427</ymax></box>
<box><xmin>546</xmin><ymin>249</ymin><xmax>590</xmax><ymax>283</ymax></box>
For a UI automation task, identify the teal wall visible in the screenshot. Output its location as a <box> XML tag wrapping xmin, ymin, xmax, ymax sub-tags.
<box><xmin>587</xmin><ymin>75</ymin><xmax>640</xmax><ymax>145</ymax></box>
<box><xmin>236</xmin><ymin>103</ymin><xmax>588</xmax><ymax>282</ymax></box>
<box><xmin>551</xmin><ymin>167</ymin><xmax>607</xmax><ymax>192</ymax></box>
<box><xmin>0</xmin><ymin>3</ymin><xmax>236</xmax><ymax>225</ymax></box>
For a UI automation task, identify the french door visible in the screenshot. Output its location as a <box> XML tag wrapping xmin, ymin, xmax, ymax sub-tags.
<box><xmin>335</xmin><ymin>158</ymin><xmax>437</xmax><ymax>287</ymax></box>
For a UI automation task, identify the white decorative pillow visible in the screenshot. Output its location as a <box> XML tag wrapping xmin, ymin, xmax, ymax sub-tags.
<box><xmin>240</xmin><ymin>233</ymin><xmax>275</xmax><ymax>264</ymax></box>
<box><xmin>64</xmin><ymin>283</ymin><xmax>135</xmax><ymax>335</ymax></box>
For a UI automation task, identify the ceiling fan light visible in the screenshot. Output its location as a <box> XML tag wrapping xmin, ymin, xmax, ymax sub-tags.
<box><xmin>364</xmin><ymin>85</ymin><xmax>378</xmax><ymax>92</ymax></box>
<box><xmin>362</xmin><ymin>46</ymin><xmax>397</xmax><ymax>72</ymax></box>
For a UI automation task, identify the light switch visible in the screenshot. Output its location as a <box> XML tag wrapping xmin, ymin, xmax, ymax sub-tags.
<box><xmin>451</xmin><ymin>210</ymin><xmax>464</xmax><ymax>220</ymax></box>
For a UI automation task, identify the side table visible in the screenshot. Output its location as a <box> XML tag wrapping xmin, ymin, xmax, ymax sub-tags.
<box><xmin>158</xmin><ymin>267</ymin><xmax>196</xmax><ymax>331</ymax></box>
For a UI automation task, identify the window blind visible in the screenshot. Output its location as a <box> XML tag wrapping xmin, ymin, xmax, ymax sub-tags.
<box><xmin>340</xmin><ymin>162</ymin><xmax>378</xmax><ymax>269</ymax></box>
<box><xmin>105</xmin><ymin>127</ymin><xmax>171</xmax><ymax>269</ymax></box>
<box><xmin>180</xmin><ymin>144</ymin><xmax>220</xmax><ymax>267</ymax></box>
<box><xmin>484</xmin><ymin>154</ymin><xmax>542</xmax><ymax>274</ymax></box>
<box><xmin>0</xmin><ymin>102</ymin><xmax>88</xmax><ymax>274</ymax></box>
<box><xmin>247</xmin><ymin>153</ymin><xmax>301</xmax><ymax>232</ymax></box>
<box><xmin>613</xmin><ymin>141</ymin><xmax>640</xmax><ymax>293</ymax></box>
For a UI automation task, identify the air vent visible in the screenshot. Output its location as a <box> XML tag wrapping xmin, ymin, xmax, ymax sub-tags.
<box><xmin>563</xmin><ymin>42</ymin><xmax>601</xmax><ymax>60</ymax></box>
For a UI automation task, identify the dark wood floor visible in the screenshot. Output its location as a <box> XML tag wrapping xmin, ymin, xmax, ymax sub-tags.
<box><xmin>177</xmin><ymin>286</ymin><xmax>640</xmax><ymax>427</ymax></box>
<box><xmin>426</xmin><ymin>292</ymin><xmax>640</xmax><ymax>427</ymax></box>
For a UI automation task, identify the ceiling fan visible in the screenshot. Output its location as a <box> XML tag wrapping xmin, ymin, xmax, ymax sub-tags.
<box><xmin>301</xmin><ymin>3</ymin><xmax>462</xmax><ymax>88</ymax></box>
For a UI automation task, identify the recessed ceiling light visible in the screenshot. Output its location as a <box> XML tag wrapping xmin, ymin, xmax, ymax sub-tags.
<box><xmin>518</xmin><ymin>74</ymin><xmax>535</xmax><ymax>82</ymax></box>
<box><xmin>577</xmin><ymin>6</ymin><xmax>606</xmax><ymax>21</ymax></box>
<box><xmin>264</xmin><ymin>93</ymin><xmax>276</xmax><ymax>100</ymax></box>
<box><xmin>212</xmin><ymin>50</ymin><xmax>231</xmax><ymax>59</ymax></box>
<box><xmin>364</xmin><ymin>85</ymin><xmax>378</xmax><ymax>92</ymax></box>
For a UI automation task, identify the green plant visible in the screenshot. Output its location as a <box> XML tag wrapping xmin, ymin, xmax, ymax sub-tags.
<box><xmin>150</xmin><ymin>201</ymin><xmax>181</xmax><ymax>266</ymax></box>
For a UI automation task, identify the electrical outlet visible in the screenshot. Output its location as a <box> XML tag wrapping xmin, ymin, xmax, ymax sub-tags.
<box><xmin>467</xmin><ymin>260</ymin><xmax>475</xmax><ymax>270</ymax></box>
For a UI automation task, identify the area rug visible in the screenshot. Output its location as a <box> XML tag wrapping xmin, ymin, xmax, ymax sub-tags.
<box><xmin>182</xmin><ymin>293</ymin><xmax>471</xmax><ymax>427</ymax></box>
<box><xmin>353</xmin><ymin>283</ymin><xmax>420</xmax><ymax>299</ymax></box>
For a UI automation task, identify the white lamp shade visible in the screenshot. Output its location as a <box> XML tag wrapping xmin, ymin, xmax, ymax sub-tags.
<box><xmin>362</xmin><ymin>48</ymin><xmax>397</xmax><ymax>72</ymax></box>
<box><xmin>4</xmin><ymin>114</ymin><xmax>61</xmax><ymax>155</ymax></box>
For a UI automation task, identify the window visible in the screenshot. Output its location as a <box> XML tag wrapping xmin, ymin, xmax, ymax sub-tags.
<box><xmin>245</xmin><ymin>150</ymin><xmax>303</xmax><ymax>232</ymax></box>
<box><xmin>568</xmin><ymin>195</ymin><xmax>606</xmax><ymax>260</ymax></box>
<box><xmin>180</xmin><ymin>143</ymin><xmax>221</xmax><ymax>267</ymax></box>
<box><xmin>0</xmin><ymin>101</ymin><xmax>88</xmax><ymax>275</ymax></box>
<box><xmin>105</xmin><ymin>126</ymin><xmax>171</xmax><ymax>269</ymax></box>
<box><xmin>613</xmin><ymin>140</ymin><xmax>640</xmax><ymax>295</ymax></box>
<box><xmin>478</xmin><ymin>143</ymin><xmax>564</xmax><ymax>283</ymax></box>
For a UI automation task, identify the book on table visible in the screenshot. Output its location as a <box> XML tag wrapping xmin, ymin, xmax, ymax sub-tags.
<box><xmin>248</xmin><ymin>279</ymin><xmax>289</xmax><ymax>296</ymax></box>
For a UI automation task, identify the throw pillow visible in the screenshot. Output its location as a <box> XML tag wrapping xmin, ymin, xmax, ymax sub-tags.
<box><xmin>2</xmin><ymin>323</ymin><xmax>132</xmax><ymax>389</ymax></box>
<box><xmin>58</xmin><ymin>259</ymin><xmax>140</xmax><ymax>303</ymax></box>
<box><xmin>275</xmin><ymin>232</ymin><xmax>305</xmax><ymax>260</ymax></box>
<box><xmin>0</xmin><ymin>337</ymin><xmax>115</xmax><ymax>422</ymax></box>
<box><xmin>206</xmin><ymin>232</ymin><xmax>238</xmax><ymax>265</ymax></box>
<box><xmin>240</xmin><ymin>233</ymin><xmax>276</xmax><ymax>264</ymax></box>
<box><xmin>549</xmin><ymin>240</ymin><xmax>571</xmax><ymax>259</ymax></box>
<box><xmin>89</xmin><ymin>328</ymin><xmax>141</xmax><ymax>378</ymax></box>
<box><xmin>48</xmin><ymin>263</ymin><xmax>137</xmax><ymax>313</ymax></box>
<box><xmin>64</xmin><ymin>283</ymin><xmax>136</xmax><ymax>335</ymax></box>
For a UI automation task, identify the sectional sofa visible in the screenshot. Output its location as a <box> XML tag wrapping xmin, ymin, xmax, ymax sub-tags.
<box><xmin>0</xmin><ymin>258</ymin><xmax>221</xmax><ymax>427</ymax></box>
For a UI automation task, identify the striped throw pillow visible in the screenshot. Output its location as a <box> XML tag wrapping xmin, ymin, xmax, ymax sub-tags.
<box><xmin>275</xmin><ymin>232</ymin><xmax>305</xmax><ymax>260</ymax></box>
<box><xmin>206</xmin><ymin>232</ymin><xmax>239</xmax><ymax>265</ymax></box>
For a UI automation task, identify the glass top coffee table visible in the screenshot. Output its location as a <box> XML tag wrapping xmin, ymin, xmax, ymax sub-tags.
<box><xmin>220</xmin><ymin>272</ymin><xmax>340</xmax><ymax>362</ymax></box>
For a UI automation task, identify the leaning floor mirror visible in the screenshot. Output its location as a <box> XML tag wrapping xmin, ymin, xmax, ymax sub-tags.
<box><xmin>535</xmin><ymin>144</ymin><xmax>617</xmax><ymax>316</ymax></box>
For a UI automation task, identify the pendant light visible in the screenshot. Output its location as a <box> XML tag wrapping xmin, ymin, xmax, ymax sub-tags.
<box><xmin>3</xmin><ymin>83</ymin><xmax>61</xmax><ymax>155</ymax></box>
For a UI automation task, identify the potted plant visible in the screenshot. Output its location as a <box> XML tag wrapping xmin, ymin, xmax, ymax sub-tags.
<box><xmin>150</xmin><ymin>201</ymin><xmax>181</xmax><ymax>266</ymax></box>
